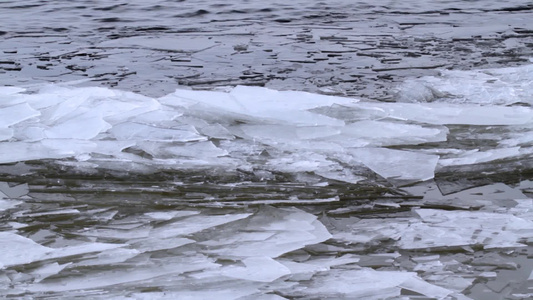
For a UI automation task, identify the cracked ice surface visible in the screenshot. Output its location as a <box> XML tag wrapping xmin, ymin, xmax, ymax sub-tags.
<box><xmin>0</xmin><ymin>64</ymin><xmax>532</xmax><ymax>299</ymax></box>
<box><xmin>0</xmin><ymin>65</ymin><xmax>532</xmax><ymax>186</ymax></box>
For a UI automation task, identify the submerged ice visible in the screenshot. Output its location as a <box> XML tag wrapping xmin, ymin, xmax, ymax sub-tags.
<box><xmin>1</xmin><ymin>64</ymin><xmax>532</xmax><ymax>185</ymax></box>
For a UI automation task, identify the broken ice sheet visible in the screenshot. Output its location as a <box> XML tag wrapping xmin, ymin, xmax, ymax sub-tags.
<box><xmin>400</xmin><ymin>64</ymin><xmax>533</xmax><ymax>105</ymax></box>
<box><xmin>26</xmin><ymin>254</ymin><xmax>219</xmax><ymax>293</ymax></box>
<box><xmin>201</xmin><ymin>207</ymin><xmax>331</xmax><ymax>259</ymax></box>
<box><xmin>286</xmin><ymin>268</ymin><xmax>453</xmax><ymax>299</ymax></box>
<box><xmin>30</xmin><ymin>262</ymin><xmax>72</xmax><ymax>283</ymax></box>
<box><xmin>350</xmin><ymin>148</ymin><xmax>439</xmax><ymax>182</ymax></box>
<box><xmin>0</xmin><ymin>232</ymin><xmax>126</xmax><ymax>269</ymax></box>
<box><xmin>399</xmin><ymin>209</ymin><xmax>533</xmax><ymax>249</ymax></box>
<box><xmin>222</xmin><ymin>256</ymin><xmax>291</xmax><ymax>282</ymax></box>
<box><xmin>150</xmin><ymin>213</ymin><xmax>252</xmax><ymax>238</ymax></box>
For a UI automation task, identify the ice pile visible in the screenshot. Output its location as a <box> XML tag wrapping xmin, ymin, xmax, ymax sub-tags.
<box><xmin>1</xmin><ymin>204</ymin><xmax>470</xmax><ymax>299</ymax></box>
<box><xmin>0</xmin><ymin>64</ymin><xmax>532</xmax><ymax>185</ymax></box>
<box><xmin>395</xmin><ymin>63</ymin><xmax>533</xmax><ymax>105</ymax></box>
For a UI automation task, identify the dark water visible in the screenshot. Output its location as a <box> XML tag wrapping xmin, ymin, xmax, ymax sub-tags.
<box><xmin>1</xmin><ymin>1</ymin><xmax>533</xmax><ymax>299</ymax></box>
<box><xmin>1</xmin><ymin>0</ymin><xmax>532</xmax><ymax>99</ymax></box>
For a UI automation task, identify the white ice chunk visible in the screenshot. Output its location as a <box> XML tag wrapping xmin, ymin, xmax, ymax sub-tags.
<box><xmin>0</xmin><ymin>232</ymin><xmax>50</xmax><ymax>268</ymax></box>
<box><xmin>0</xmin><ymin>86</ymin><xmax>25</xmax><ymax>95</ymax></box>
<box><xmin>144</xmin><ymin>210</ymin><xmax>199</xmax><ymax>221</ymax></box>
<box><xmin>0</xmin><ymin>232</ymin><xmax>125</xmax><ymax>269</ymax></box>
<box><xmin>336</xmin><ymin>120</ymin><xmax>448</xmax><ymax>146</ymax></box>
<box><xmin>27</xmin><ymin>255</ymin><xmax>219</xmax><ymax>292</ymax></box>
<box><xmin>0</xmin><ymin>199</ymin><xmax>22</xmax><ymax>211</ymax></box>
<box><xmin>348</xmin><ymin>102</ymin><xmax>533</xmax><ymax>125</ymax></box>
<box><xmin>222</xmin><ymin>256</ymin><xmax>291</xmax><ymax>282</ymax></box>
<box><xmin>409</xmin><ymin>64</ymin><xmax>533</xmax><ymax>105</ymax></box>
<box><xmin>0</xmin><ymin>128</ymin><xmax>13</xmax><ymax>141</ymax></box>
<box><xmin>0</xmin><ymin>103</ymin><xmax>40</xmax><ymax>127</ymax></box>
<box><xmin>333</xmin><ymin>218</ymin><xmax>411</xmax><ymax>244</ymax></box>
<box><xmin>439</xmin><ymin>147</ymin><xmax>522</xmax><ymax>166</ymax></box>
<box><xmin>350</xmin><ymin>148</ymin><xmax>439</xmax><ymax>181</ymax></box>
<box><xmin>206</xmin><ymin>207</ymin><xmax>331</xmax><ymax>258</ymax></box>
<box><xmin>12</xmin><ymin>126</ymin><xmax>45</xmax><ymax>141</ymax></box>
<box><xmin>299</xmin><ymin>269</ymin><xmax>452</xmax><ymax>299</ymax></box>
<box><xmin>44</xmin><ymin>112</ymin><xmax>111</xmax><ymax>140</ymax></box>
<box><xmin>399</xmin><ymin>209</ymin><xmax>533</xmax><ymax>249</ymax></box>
<box><xmin>110</xmin><ymin>122</ymin><xmax>206</xmax><ymax>142</ymax></box>
<box><xmin>140</xmin><ymin>141</ymin><xmax>227</xmax><ymax>158</ymax></box>
<box><xmin>76</xmin><ymin>248</ymin><xmax>140</xmax><ymax>267</ymax></box>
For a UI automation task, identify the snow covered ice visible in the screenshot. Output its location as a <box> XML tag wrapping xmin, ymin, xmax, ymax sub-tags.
<box><xmin>0</xmin><ymin>64</ymin><xmax>532</xmax><ymax>299</ymax></box>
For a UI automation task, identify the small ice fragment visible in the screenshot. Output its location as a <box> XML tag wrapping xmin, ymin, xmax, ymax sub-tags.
<box><xmin>0</xmin><ymin>182</ymin><xmax>29</xmax><ymax>198</ymax></box>
<box><xmin>31</xmin><ymin>262</ymin><xmax>71</xmax><ymax>283</ymax></box>
<box><xmin>76</xmin><ymin>248</ymin><xmax>140</xmax><ymax>266</ymax></box>
<box><xmin>222</xmin><ymin>256</ymin><xmax>291</xmax><ymax>282</ymax></box>
<box><xmin>23</xmin><ymin>209</ymin><xmax>80</xmax><ymax>218</ymax></box>
<box><xmin>0</xmin><ymin>199</ymin><xmax>22</xmax><ymax>211</ymax></box>
<box><xmin>151</xmin><ymin>213</ymin><xmax>252</xmax><ymax>238</ymax></box>
<box><xmin>480</xmin><ymin>272</ymin><xmax>498</xmax><ymax>278</ymax></box>
<box><xmin>144</xmin><ymin>211</ymin><xmax>199</xmax><ymax>221</ymax></box>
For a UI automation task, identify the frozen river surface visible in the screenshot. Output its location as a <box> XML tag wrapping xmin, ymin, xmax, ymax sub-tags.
<box><xmin>0</xmin><ymin>1</ymin><xmax>532</xmax><ymax>299</ymax></box>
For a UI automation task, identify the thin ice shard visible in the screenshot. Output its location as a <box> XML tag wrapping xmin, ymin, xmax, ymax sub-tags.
<box><xmin>350</xmin><ymin>148</ymin><xmax>439</xmax><ymax>182</ymax></box>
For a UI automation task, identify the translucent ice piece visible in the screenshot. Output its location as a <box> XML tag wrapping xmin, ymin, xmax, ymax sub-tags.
<box><xmin>30</xmin><ymin>262</ymin><xmax>71</xmax><ymax>283</ymax></box>
<box><xmin>297</xmin><ymin>269</ymin><xmax>452</xmax><ymax>299</ymax></box>
<box><xmin>438</xmin><ymin>147</ymin><xmax>522</xmax><ymax>166</ymax></box>
<box><xmin>151</xmin><ymin>213</ymin><xmax>252</xmax><ymax>238</ymax></box>
<box><xmin>110</xmin><ymin>122</ymin><xmax>206</xmax><ymax>142</ymax></box>
<box><xmin>0</xmin><ymin>103</ymin><xmax>40</xmax><ymax>127</ymax></box>
<box><xmin>222</xmin><ymin>256</ymin><xmax>291</xmax><ymax>282</ymax></box>
<box><xmin>44</xmin><ymin>111</ymin><xmax>111</xmax><ymax>140</ymax></box>
<box><xmin>0</xmin><ymin>128</ymin><xmax>13</xmax><ymax>141</ymax></box>
<box><xmin>143</xmin><ymin>211</ymin><xmax>199</xmax><ymax>221</ymax></box>
<box><xmin>0</xmin><ymin>232</ymin><xmax>125</xmax><ymax>269</ymax></box>
<box><xmin>0</xmin><ymin>182</ymin><xmax>29</xmax><ymax>198</ymax></box>
<box><xmin>139</xmin><ymin>141</ymin><xmax>227</xmax><ymax>158</ymax></box>
<box><xmin>130</xmin><ymin>237</ymin><xmax>195</xmax><ymax>253</ymax></box>
<box><xmin>350</xmin><ymin>148</ymin><xmax>439</xmax><ymax>182</ymax></box>
<box><xmin>348</xmin><ymin>102</ymin><xmax>533</xmax><ymax>125</ymax></box>
<box><xmin>399</xmin><ymin>209</ymin><xmax>533</xmax><ymax>249</ymax></box>
<box><xmin>0</xmin><ymin>199</ymin><xmax>22</xmax><ymax>211</ymax></box>
<box><xmin>337</xmin><ymin>120</ymin><xmax>448</xmax><ymax>146</ymax></box>
<box><xmin>27</xmin><ymin>255</ymin><xmax>219</xmax><ymax>292</ymax></box>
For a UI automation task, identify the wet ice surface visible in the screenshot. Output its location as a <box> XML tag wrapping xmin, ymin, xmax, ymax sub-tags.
<box><xmin>1</xmin><ymin>0</ymin><xmax>533</xmax><ymax>299</ymax></box>
<box><xmin>0</xmin><ymin>66</ymin><xmax>532</xmax><ymax>299</ymax></box>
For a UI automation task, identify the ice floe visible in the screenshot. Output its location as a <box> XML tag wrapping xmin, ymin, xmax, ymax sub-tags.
<box><xmin>1</xmin><ymin>66</ymin><xmax>532</xmax><ymax>185</ymax></box>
